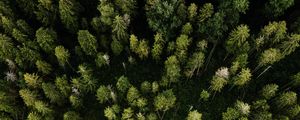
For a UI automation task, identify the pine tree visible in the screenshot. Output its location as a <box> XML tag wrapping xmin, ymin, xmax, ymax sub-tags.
<box><xmin>116</xmin><ymin>76</ymin><xmax>131</xmax><ymax>93</ymax></box>
<box><xmin>55</xmin><ymin>46</ymin><xmax>70</xmax><ymax>67</ymax></box>
<box><xmin>36</xmin><ymin>60</ymin><xmax>52</xmax><ymax>75</ymax></box>
<box><xmin>104</xmin><ymin>104</ymin><xmax>120</xmax><ymax>120</ymax></box>
<box><xmin>115</xmin><ymin>0</ymin><xmax>137</xmax><ymax>15</ymax></box>
<box><xmin>111</xmin><ymin>39</ymin><xmax>123</xmax><ymax>56</ymax></box>
<box><xmin>161</xmin><ymin>56</ymin><xmax>181</xmax><ymax>86</ymax></box>
<box><xmin>260</xmin><ymin>84</ymin><xmax>278</xmax><ymax>100</ymax></box>
<box><xmin>42</xmin><ymin>82</ymin><xmax>64</xmax><ymax>104</ymax></box>
<box><xmin>63</xmin><ymin>111</ymin><xmax>82</xmax><ymax>120</ymax></box>
<box><xmin>175</xmin><ymin>34</ymin><xmax>191</xmax><ymax>62</ymax></box>
<box><xmin>0</xmin><ymin>34</ymin><xmax>16</xmax><ymax>60</ymax></box>
<box><xmin>69</xmin><ymin>94</ymin><xmax>82</xmax><ymax>108</ymax></box>
<box><xmin>210</xmin><ymin>67</ymin><xmax>229</xmax><ymax>92</ymax></box>
<box><xmin>77</xmin><ymin>30</ymin><xmax>98</xmax><ymax>56</ymax></box>
<box><xmin>35</xmin><ymin>0</ymin><xmax>57</xmax><ymax>25</ymax></box>
<box><xmin>127</xmin><ymin>86</ymin><xmax>140</xmax><ymax>106</ymax></box>
<box><xmin>112</xmin><ymin>15</ymin><xmax>129</xmax><ymax>42</ymax></box>
<box><xmin>154</xmin><ymin>89</ymin><xmax>176</xmax><ymax>112</ymax></box>
<box><xmin>36</xmin><ymin>27</ymin><xmax>57</xmax><ymax>53</ymax></box>
<box><xmin>96</xmin><ymin>85</ymin><xmax>111</xmax><ymax>104</ymax></box>
<box><xmin>59</xmin><ymin>0</ymin><xmax>82</xmax><ymax>33</ymax></box>
<box><xmin>55</xmin><ymin>75</ymin><xmax>71</xmax><ymax>97</ymax></box>
<box><xmin>232</xmin><ymin>68</ymin><xmax>252</xmax><ymax>87</ymax></box>
<box><xmin>152</xmin><ymin>33</ymin><xmax>165</xmax><ymax>60</ymax></box>
<box><xmin>198</xmin><ymin>3</ymin><xmax>214</xmax><ymax>22</ymax></box>
<box><xmin>187</xmin><ymin>110</ymin><xmax>202</xmax><ymax>120</ymax></box>
<box><xmin>275</xmin><ymin>91</ymin><xmax>297</xmax><ymax>109</ymax></box>
<box><xmin>140</xmin><ymin>81</ymin><xmax>151</xmax><ymax>93</ymax></box>
<box><xmin>136</xmin><ymin>40</ymin><xmax>150</xmax><ymax>59</ymax></box>
<box><xmin>265</xmin><ymin>0</ymin><xmax>294</xmax><ymax>17</ymax></box>
<box><xmin>256</xmin><ymin>21</ymin><xmax>287</xmax><ymax>49</ymax></box>
<box><xmin>188</xmin><ymin>3</ymin><xmax>197</xmax><ymax>22</ymax></box>
<box><xmin>258</xmin><ymin>48</ymin><xmax>282</xmax><ymax>67</ymax></box>
<box><xmin>24</xmin><ymin>73</ymin><xmax>41</xmax><ymax>88</ymax></box>
<box><xmin>19</xmin><ymin>89</ymin><xmax>38</xmax><ymax>107</ymax></box>
<box><xmin>225</xmin><ymin>25</ymin><xmax>250</xmax><ymax>55</ymax></box>
<box><xmin>121</xmin><ymin>107</ymin><xmax>134</xmax><ymax>120</ymax></box>
<box><xmin>280</xmin><ymin>34</ymin><xmax>300</xmax><ymax>56</ymax></box>
<box><xmin>34</xmin><ymin>100</ymin><xmax>52</xmax><ymax>115</ymax></box>
<box><xmin>97</xmin><ymin>1</ymin><xmax>115</xmax><ymax>26</ymax></box>
<box><xmin>199</xmin><ymin>90</ymin><xmax>210</xmax><ymax>101</ymax></box>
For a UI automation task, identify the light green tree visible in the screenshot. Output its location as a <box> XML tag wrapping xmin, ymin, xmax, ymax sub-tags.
<box><xmin>275</xmin><ymin>91</ymin><xmax>297</xmax><ymax>108</ymax></box>
<box><xmin>225</xmin><ymin>25</ymin><xmax>250</xmax><ymax>54</ymax></box>
<box><xmin>152</xmin><ymin>33</ymin><xmax>165</xmax><ymax>60</ymax></box>
<box><xmin>187</xmin><ymin>110</ymin><xmax>202</xmax><ymax>120</ymax></box>
<box><xmin>161</xmin><ymin>56</ymin><xmax>181</xmax><ymax>86</ymax></box>
<box><xmin>59</xmin><ymin>0</ymin><xmax>82</xmax><ymax>33</ymax></box>
<box><xmin>116</xmin><ymin>76</ymin><xmax>131</xmax><ymax>93</ymax></box>
<box><xmin>260</xmin><ymin>84</ymin><xmax>278</xmax><ymax>100</ymax></box>
<box><xmin>96</xmin><ymin>85</ymin><xmax>111</xmax><ymax>104</ymax></box>
<box><xmin>36</xmin><ymin>27</ymin><xmax>57</xmax><ymax>53</ymax></box>
<box><xmin>188</xmin><ymin>3</ymin><xmax>197</xmax><ymax>22</ymax></box>
<box><xmin>77</xmin><ymin>30</ymin><xmax>98</xmax><ymax>56</ymax></box>
<box><xmin>55</xmin><ymin>46</ymin><xmax>70</xmax><ymax>67</ymax></box>
<box><xmin>0</xmin><ymin>34</ymin><xmax>16</xmax><ymax>60</ymax></box>
<box><xmin>154</xmin><ymin>90</ymin><xmax>176</xmax><ymax>119</ymax></box>
<box><xmin>19</xmin><ymin>88</ymin><xmax>38</xmax><ymax>107</ymax></box>
<box><xmin>42</xmin><ymin>82</ymin><xmax>64</xmax><ymax>104</ymax></box>
<box><xmin>63</xmin><ymin>111</ymin><xmax>82</xmax><ymax>120</ymax></box>
<box><xmin>112</xmin><ymin>15</ymin><xmax>128</xmax><ymax>42</ymax></box>
<box><xmin>232</xmin><ymin>68</ymin><xmax>252</xmax><ymax>87</ymax></box>
<box><xmin>280</xmin><ymin>34</ymin><xmax>300</xmax><ymax>56</ymax></box>
<box><xmin>24</xmin><ymin>73</ymin><xmax>41</xmax><ymax>88</ymax></box>
<box><xmin>265</xmin><ymin>0</ymin><xmax>294</xmax><ymax>17</ymax></box>
<box><xmin>258</xmin><ymin>48</ymin><xmax>282</xmax><ymax>67</ymax></box>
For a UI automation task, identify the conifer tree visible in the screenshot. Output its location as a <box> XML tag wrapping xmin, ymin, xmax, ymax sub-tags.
<box><xmin>152</xmin><ymin>33</ymin><xmax>165</xmax><ymax>60</ymax></box>
<box><xmin>97</xmin><ymin>1</ymin><xmax>115</xmax><ymax>26</ymax></box>
<box><xmin>112</xmin><ymin>15</ymin><xmax>129</xmax><ymax>42</ymax></box>
<box><xmin>275</xmin><ymin>91</ymin><xmax>297</xmax><ymax>109</ymax></box>
<box><xmin>111</xmin><ymin>39</ymin><xmax>123</xmax><ymax>56</ymax></box>
<box><xmin>55</xmin><ymin>75</ymin><xmax>71</xmax><ymax>97</ymax></box>
<box><xmin>36</xmin><ymin>27</ymin><xmax>57</xmax><ymax>53</ymax></box>
<box><xmin>175</xmin><ymin>34</ymin><xmax>191</xmax><ymax>62</ymax></box>
<box><xmin>154</xmin><ymin>89</ymin><xmax>176</xmax><ymax>119</ymax></box>
<box><xmin>77</xmin><ymin>30</ymin><xmax>98</xmax><ymax>56</ymax></box>
<box><xmin>55</xmin><ymin>46</ymin><xmax>70</xmax><ymax>67</ymax></box>
<box><xmin>232</xmin><ymin>68</ymin><xmax>251</xmax><ymax>87</ymax></box>
<box><xmin>260</xmin><ymin>84</ymin><xmax>278</xmax><ymax>100</ymax></box>
<box><xmin>265</xmin><ymin>0</ymin><xmax>294</xmax><ymax>17</ymax></box>
<box><xmin>210</xmin><ymin>67</ymin><xmax>229</xmax><ymax>92</ymax></box>
<box><xmin>63</xmin><ymin>111</ymin><xmax>82</xmax><ymax>120</ymax></box>
<box><xmin>188</xmin><ymin>3</ymin><xmax>197</xmax><ymax>22</ymax></box>
<box><xmin>198</xmin><ymin>3</ymin><xmax>214</xmax><ymax>22</ymax></box>
<box><xmin>187</xmin><ymin>110</ymin><xmax>202</xmax><ymax>120</ymax></box>
<box><xmin>225</xmin><ymin>25</ymin><xmax>250</xmax><ymax>55</ymax></box>
<box><xmin>24</xmin><ymin>73</ymin><xmax>41</xmax><ymax>88</ymax></box>
<box><xmin>116</xmin><ymin>76</ymin><xmax>131</xmax><ymax>93</ymax></box>
<box><xmin>96</xmin><ymin>85</ymin><xmax>111</xmax><ymax>104</ymax></box>
<box><xmin>42</xmin><ymin>82</ymin><xmax>64</xmax><ymax>104</ymax></box>
<box><xmin>59</xmin><ymin>0</ymin><xmax>82</xmax><ymax>33</ymax></box>
<box><xmin>258</xmin><ymin>48</ymin><xmax>282</xmax><ymax>67</ymax></box>
<box><xmin>35</xmin><ymin>0</ymin><xmax>57</xmax><ymax>25</ymax></box>
<box><xmin>35</xmin><ymin>60</ymin><xmax>52</xmax><ymax>74</ymax></box>
<box><xmin>161</xmin><ymin>56</ymin><xmax>181</xmax><ymax>86</ymax></box>
<box><xmin>19</xmin><ymin>89</ymin><xmax>38</xmax><ymax>107</ymax></box>
<box><xmin>0</xmin><ymin>34</ymin><xmax>16</xmax><ymax>60</ymax></box>
<box><xmin>280</xmin><ymin>34</ymin><xmax>300</xmax><ymax>56</ymax></box>
<box><xmin>115</xmin><ymin>0</ymin><xmax>137</xmax><ymax>15</ymax></box>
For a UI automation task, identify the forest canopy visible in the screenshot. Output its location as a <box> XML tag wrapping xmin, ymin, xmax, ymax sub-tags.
<box><xmin>1</xmin><ymin>0</ymin><xmax>300</xmax><ymax>120</ymax></box>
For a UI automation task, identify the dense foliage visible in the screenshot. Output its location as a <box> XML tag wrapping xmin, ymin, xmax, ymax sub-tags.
<box><xmin>0</xmin><ymin>0</ymin><xmax>300</xmax><ymax>119</ymax></box>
